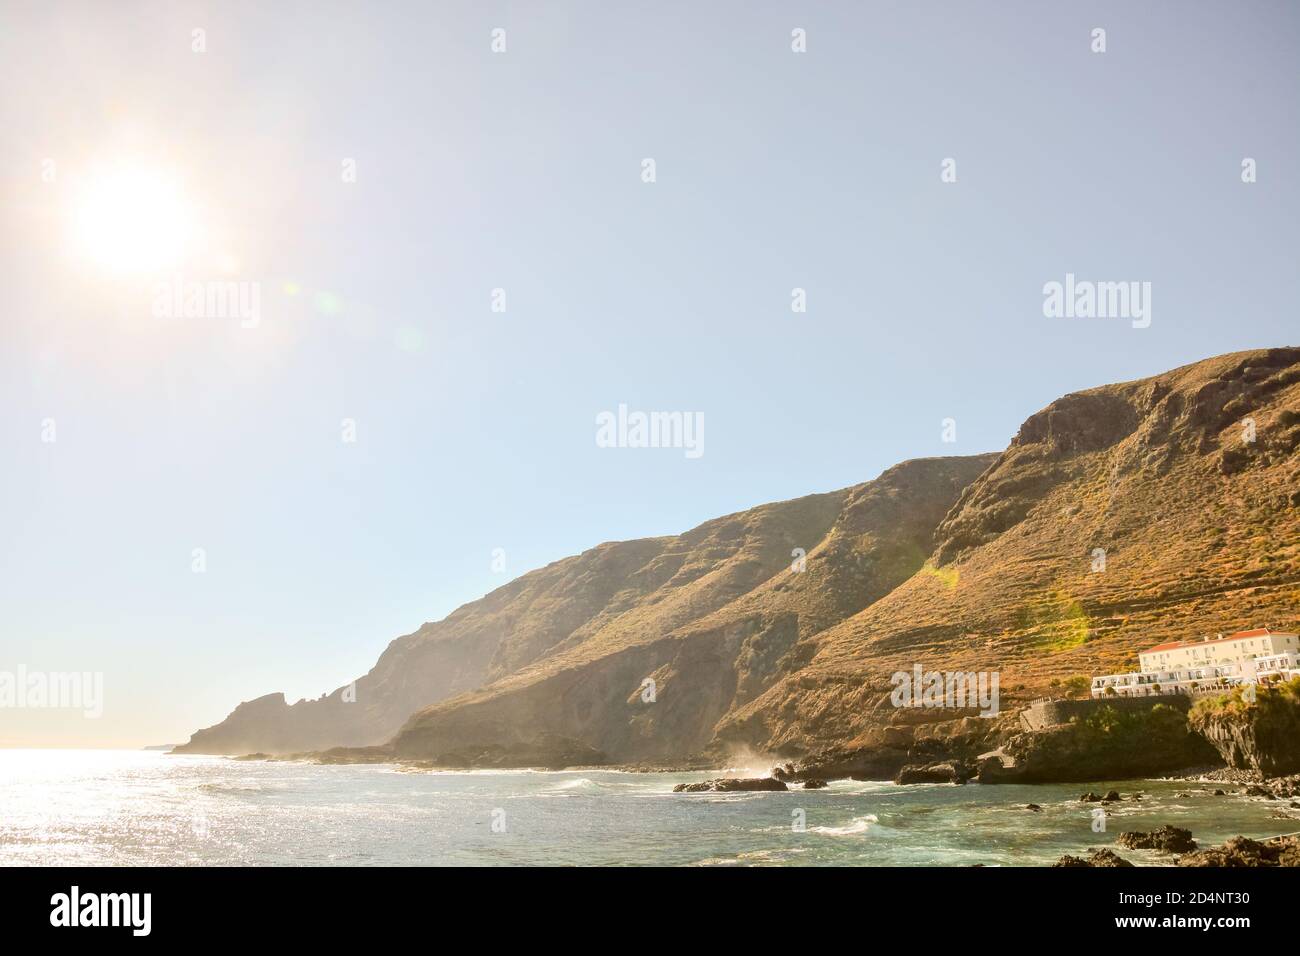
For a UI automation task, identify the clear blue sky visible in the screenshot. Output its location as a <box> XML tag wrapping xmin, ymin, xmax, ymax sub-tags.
<box><xmin>1</xmin><ymin>0</ymin><xmax>1297</xmax><ymax>746</ymax></box>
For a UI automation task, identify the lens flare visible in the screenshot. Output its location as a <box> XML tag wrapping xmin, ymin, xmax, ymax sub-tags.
<box><xmin>69</xmin><ymin>166</ymin><xmax>196</xmax><ymax>276</ymax></box>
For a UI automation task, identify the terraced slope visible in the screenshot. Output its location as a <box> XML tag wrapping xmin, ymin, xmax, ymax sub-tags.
<box><xmin>715</xmin><ymin>347</ymin><xmax>1300</xmax><ymax>758</ymax></box>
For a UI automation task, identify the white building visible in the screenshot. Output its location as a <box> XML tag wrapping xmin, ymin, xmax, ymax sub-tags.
<box><xmin>1091</xmin><ymin>628</ymin><xmax>1300</xmax><ymax>699</ymax></box>
<box><xmin>1139</xmin><ymin>629</ymin><xmax>1300</xmax><ymax>672</ymax></box>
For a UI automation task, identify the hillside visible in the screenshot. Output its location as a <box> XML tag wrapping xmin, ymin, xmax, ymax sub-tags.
<box><xmin>180</xmin><ymin>347</ymin><xmax>1300</xmax><ymax>767</ymax></box>
<box><xmin>392</xmin><ymin>347</ymin><xmax>1300</xmax><ymax>765</ymax></box>
<box><xmin>389</xmin><ymin>455</ymin><xmax>995</xmax><ymax>765</ymax></box>
<box><xmin>176</xmin><ymin>456</ymin><xmax>991</xmax><ymax>756</ymax></box>
<box><xmin>713</xmin><ymin>347</ymin><xmax>1300</xmax><ymax>758</ymax></box>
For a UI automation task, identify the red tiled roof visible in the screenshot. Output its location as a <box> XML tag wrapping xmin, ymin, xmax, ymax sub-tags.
<box><xmin>1143</xmin><ymin>628</ymin><xmax>1291</xmax><ymax>654</ymax></box>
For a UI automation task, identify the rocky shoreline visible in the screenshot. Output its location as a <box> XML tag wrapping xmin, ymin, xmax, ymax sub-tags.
<box><xmin>1048</xmin><ymin>774</ymin><xmax>1300</xmax><ymax>866</ymax></box>
<box><xmin>1055</xmin><ymin>829</ymin><xmax>1300</xmax><ymax>867</ymax></box>
<box><xmin>222</xmin><ymin>740</ymin><xmax>1300</xmax><ymax>797</ymax></box>
<box><xmin>218</xmin><ymin>694</ymin><xmax>1300</xmax><ymax>823</ymax></box>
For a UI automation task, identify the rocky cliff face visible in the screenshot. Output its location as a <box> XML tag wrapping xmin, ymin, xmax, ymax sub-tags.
<box><xmin>1189</xmin><ymin>677</ymin><xmax>1300</xmax><ymax>777</ymax></box>
<box><xmin>178</xmin><ymin>456</ymin><xmax>990</xmax><ymax>756</ymax></box>
<box><xmin>709</xmin><ymin>347</ymin><xmax>1300</xmax><ymax>759</ymax></box>
<box><xmin>977</xmin><ymin>700</ymin><xmax>1220</xmax><ymax>784</ymax></box>
<box><xmin>182</xmin><ymin>347</ymin><xmax>1300</xmax><ymax>767</ymax></box>
<box><xmin>389</xmin><ymin>455</ymin><xmax>997</xmax><ymax>765</ymax></box>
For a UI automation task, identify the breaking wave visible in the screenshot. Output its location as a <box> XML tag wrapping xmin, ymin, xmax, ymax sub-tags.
<box><xmin>809</xmin><ymin>814</ymin><xmax>878</xmax><ymax>836</ymax></box>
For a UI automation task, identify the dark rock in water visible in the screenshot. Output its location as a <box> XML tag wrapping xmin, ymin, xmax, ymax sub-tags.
<box><xmin>1270</xmin><ymin>776</ymin><xmax>1300</xmax><ymax>798</ymax></box>
<box><xmin>1026</xmin><ymin>804</ymin><xmax>1042</xmax><ymax>812</ymax></box>
<box><xmin>1087</xmin><ymin>849</ymin><xmax>1134</xmax><ymax>867</ymax></box>
<box><xmin>1179</xmin><ymin>834</ymin><xmax>1300</xmax><ymax>867</ymax></box>
<box><xmin>1079</xmin><ymin>792</ymin><xmax>1102</xmax><ymax>802</ymax></box>
<box><xmin>791</xmin><ymin>745</ymin><xmax>912</xmax><ymax>783</ymax></box>
<box><xmin>673</xmin><ymin>777</ymin><xmax>788</xmax><ymax>793</ymax></box>
<box><xmin>1214</xmin><ymin>789</ymin><xmax>1227</xmax><ymax>795</ymax></box>
<box><xmin>1117</xmin><ymin>825</ymin><xmax>1197</xmax><ymax>853</ymax></box>
<box><xmin>802</xmin><ymin>778</ymin><xmax>828</xmax><ymax>790</ymax></box>
<box><xmin>771</xmin><ymin>763</ymin><xmax>797</xmax><ymax>781</ymax></box>
<box><xmin>1100</xmin><ymin>790</ymin><xmax>1122</xmax><ymax>802</ymax></box>
<box><xmin>312</xmin><ymin>745</ymin><xmax>395</xmax><ymax>765</ymax></box>
<box><xmin>895</xmin><ymin>760</ymin><xmax>976</xmax><ymax>785</ymax></box>
<box><xmin>1053</xmin><ymin>849</ymin><xmax>1134</xmax><ymax>868</ymax></box>
<box><xmin>1244</xmin><ymin>785</ymin><xmax>1275</xmax><ymax>799</ymax></box>
<box><xmin>783</xmin><ymin>732</ymin><xmax>993</xmax><ymax>785</ymax></box>
<box><xmin>951</xmin><ymin>760</ymin><xmax>976</xmax><ymax>784</ymax></box>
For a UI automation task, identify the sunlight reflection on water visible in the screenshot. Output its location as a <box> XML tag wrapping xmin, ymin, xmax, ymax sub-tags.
<box><xmin>1</xmin><ymin>750</ymin><xmax>1295</xmax><ymax>866</ymax></box>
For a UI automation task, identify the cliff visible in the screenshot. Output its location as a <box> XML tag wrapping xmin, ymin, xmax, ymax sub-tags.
<box><xmin>1188</xmin><ymin>676</ymin><xmax>1300</xmax><ymax>777</ymax></box>
<box><xmin>181</xmin><ymin>347</ymin><xmax>1300</xmax><ymax>768</ymax></box>
<box><xmin>388</xmin><ymin>455</ymin><xmax>998</xmax><ymax>764</ymax></box>
<box><xmin>977</xmin><ymin>701</ymin><xmax>1220</xmax><ymax>783</ymax></box>
<box><xmin>705</xmin><ymin>347</ymin><xmax>1300</xmax><ymax>759</ymax></box>
<box><xmin>178</xmin><ymin>458</ymin><xmax>991</xmax><ymax>755</ymax></box>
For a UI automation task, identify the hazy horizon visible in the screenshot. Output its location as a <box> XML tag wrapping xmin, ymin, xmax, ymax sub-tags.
<box><xmin>3</xmin><ymin>1</ymin><xmax>1298</xmax><ymax>747</ymax></box>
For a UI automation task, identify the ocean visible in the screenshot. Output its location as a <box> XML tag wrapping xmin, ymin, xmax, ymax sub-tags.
<box><xmin>1</xmin><ymin>750</ymin><xmax>1294</xmax><ymax>866</ymax></box>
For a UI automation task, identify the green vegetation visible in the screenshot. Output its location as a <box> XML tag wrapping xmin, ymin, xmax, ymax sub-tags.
<box><xmin>1016</xmin><ymin>590</ymin><xmax>1091</xmax><ymax>652</ymax></box>
<box><xmin>917</xmin><ymin>561</ymin><xmax>959</xmax><ymax>590</ymax></box>
<box><xmin>1078</xmin><ymin>702</ymin><xmax>1185</xmax><ymax>740</ymax></box>
<box><xmin>1191</xmin><ymin>675</ymin><xmax>1300</xmax><ymax>720</ymax></box>
<box><xmin>1068</xmin><ymin>702</ymin><xmax>1210</xmax><ymax>766</ymax></box>
<box><xmin>1188</xmin><ymin>677</ymin><xmax>1300</xmax><ymax>776</ymax></box>
<box><xmin>1058</xmin><ymin>675</ymin><xmax>1091</xmax><ymax>698</ymax></box>
<box><xmin>1003</xmin><ymin>701</ymin><xmax>1218</xmax><ymax>781</ymax></box>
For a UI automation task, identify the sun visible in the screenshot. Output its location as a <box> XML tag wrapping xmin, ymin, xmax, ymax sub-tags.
<box><xmin>69</xmin><ymin>165</ymin><xmax>197</xmax><ymax>276</ymax></box>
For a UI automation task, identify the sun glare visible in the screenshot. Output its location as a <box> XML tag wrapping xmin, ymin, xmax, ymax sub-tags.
<box><xmin>70</xmin><ymin>166</ymin><xmax>197</xmax><ymax>276</ymax></box>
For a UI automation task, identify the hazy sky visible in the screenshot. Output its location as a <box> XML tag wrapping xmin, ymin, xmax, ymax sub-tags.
<box><xmin>2</xmin><ymin>1</ymin><xmax>1297</xmax><ymax>746</ymax></box>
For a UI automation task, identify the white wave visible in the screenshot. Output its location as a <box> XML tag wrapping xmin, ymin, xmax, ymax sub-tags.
<box><xmin>825</xmin><ymin>780</ymin><xmax>894</xmax><ymax>796</ymax></box>
<box><xmin>809</xmin><ymin>814</ymin><xmax>878</xmax><ymax>836</ymax></box>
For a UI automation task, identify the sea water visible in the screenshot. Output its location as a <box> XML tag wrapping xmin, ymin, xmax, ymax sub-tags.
<box><xmin>1</xmin><ymin>750</ymin><xmax>1293</xmax><ymax>866</ymax></box>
